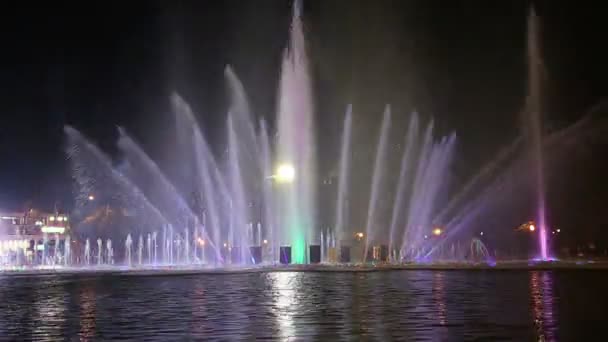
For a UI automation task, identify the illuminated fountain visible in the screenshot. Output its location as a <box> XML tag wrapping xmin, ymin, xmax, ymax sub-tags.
<box><xmin>525</xmin><ymin>8</ymin><xmax>550</xmax><ymax>260</ymax></box>
<box><xmin>58</xmin><ymin>0</ymin><xmax>457</xmax><ymax>268</ymax></box>
<box><xmin>15</xmin><ymin>1</ymin><xmax>597</xmax><ymax>273</ymax></box>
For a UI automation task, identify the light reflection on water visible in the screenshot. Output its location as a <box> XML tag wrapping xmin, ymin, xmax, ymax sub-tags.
<box><xmin>0</xmin><ymin>270</ymin><xmax>604</xmax><ymax>340</ymax></box>
<box><xmin>530</xmin><ymin>271</ymin><xmax>557</xmax><ymax>341</ymax></box>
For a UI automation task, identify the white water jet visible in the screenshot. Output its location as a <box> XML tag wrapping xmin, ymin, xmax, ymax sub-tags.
<box><xmin>388</xmin><ymin>113</ymin><xmax>419</xmax><ymax>256</ymax></box>
<box><xmin>138</xmin><ymin>234</ymin><xmax>143</xmax><ymax>266</ymax></box>
<box><xmin>364</xmin><ymin>106</ymin><xmax>391</xmax><ymax>261</ymax></box>
<box><xmin>84</xmin><ymin>238</ymin><xmax>90</xmax><ymax>266</ymax></box>
<box><xmin>334</xmin><ymin>105</ymin><xmax>352</xmax><ymax>254</ymax></box>
<box><xmin>64</xmin><ymin>235</ymin><xmax>71</xmax><ymax>266</ymax></box>
<box><xmin>97</xmin><ymin>238</ymin><xmax>102</xmax><ymax>266</ymax></box>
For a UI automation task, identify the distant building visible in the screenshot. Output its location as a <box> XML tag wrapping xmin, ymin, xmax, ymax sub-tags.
<box><xmin>0</xmin><ymin>209</ymin><xmax>71</xmax><ymax>265</ymax></box>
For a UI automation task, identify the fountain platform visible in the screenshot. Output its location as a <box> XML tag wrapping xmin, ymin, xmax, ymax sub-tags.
<box><xmin>1</xmin><ymin>260</ymin><xmax>607</xmax><ymax>277</ymax></box>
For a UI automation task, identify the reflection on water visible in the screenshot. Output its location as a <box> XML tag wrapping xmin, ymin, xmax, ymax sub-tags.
<box><xmin>33</xmin><ymin>282</ymin><xmax>67</xmax><ymax>341</ymax></box>
<box><xmin>433</xmin><ymin>272</ymin><xmax>447</xmax><ymax>326</ymax></box>
<box><xmin>0</xmin><ymin>270</ymin><xmax>604</xmax><ymax>340</ymax></box>
<box><xmin>270</xmin><ymin>272</ymin><xmax>297</xmax><ymax>340</ymax></box>
<box><xmin>530</xmin><ymin>271</ymin><xmax>557</xmax><ymax>341</ymax></box>
<box><xmin>79</xmin><ymin>285</ymin><xmax>96</xmax><ymax>341</ymax></box>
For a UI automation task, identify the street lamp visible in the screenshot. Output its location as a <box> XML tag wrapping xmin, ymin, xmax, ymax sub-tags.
<box><xmin>88</xmin><ymin>195</ymin><xmax>95</xmax><ymax>201</ymax></box>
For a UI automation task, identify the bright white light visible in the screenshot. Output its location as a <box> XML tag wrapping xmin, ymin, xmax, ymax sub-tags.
<box><xmin>433</xmin><ymin>228</ymin><xmax>442</xmax><ymax>236</ymax></box>
<box><xmin>41</xmin><ymin>226</ymin><xmax>65</xmax><ymax>234</ymax></box>
<box><xmin>275</xmin><ymin>163</ymin><xmax>295</xmax><ymax>183</ymax></box>
<box><xmin>529</xmin><ymin>224</ymin><xmax>536</xmax><ymax>232</ymax></box>
<box><xmin>556</xmin><ymin>229</ymin><xmax>561</xmax><ymax>233</ymax></box>
<box><xmin>263</xmin><ymin>239</ymin><xmax>268</xmax><ymax>244</ymax></box>
<box><xmin>49</xmin><ymin>216</ymin><xmax>55</xmax><ymax>222</ymax></box>
<box><xmin>88</xmin><ymin>195</ymin><xmax>95</xmax><ymax>201</ymax></box>
<box><xmin>480</xmin><ymin>231</ymin><xmax>484</xmax><ymax>236</ymax></box>
<box><xmin>35</xmin><ymin>221</ymin><xmax>43</xmax><ymax>226</ymax></box>
<box><xmin>57</xmin><ymin>216</ymin><xmax>64</xmax><ymax>222</ymax></box>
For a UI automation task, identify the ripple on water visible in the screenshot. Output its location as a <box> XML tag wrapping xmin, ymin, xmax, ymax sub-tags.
<box><xmin>0</xmin><ymin>270</ymin><xmax>605</xmax><ymax>340</ymax></box>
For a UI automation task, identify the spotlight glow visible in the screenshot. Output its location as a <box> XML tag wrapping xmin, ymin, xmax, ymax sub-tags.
<box><xmin>529</xmin><ymin>224</ymin><xmax>536</xmax><ymax>232</ymax></box>
<box><xmin>275</xmin><ymin>163</ymin><xmax>295</xmax><ymax>183</ymax></box>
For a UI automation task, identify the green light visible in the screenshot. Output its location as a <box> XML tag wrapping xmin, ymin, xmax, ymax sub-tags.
<box><xmin>288</xmin><ymin>216</ymin><xmax>307</xmax><ymax>264</ymax></box>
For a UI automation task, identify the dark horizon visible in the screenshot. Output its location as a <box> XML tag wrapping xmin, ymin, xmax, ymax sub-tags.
<box><xmin>0</xmin><ymin>0</ymin><xmax>606</xmax><ymax>246</ymax></box>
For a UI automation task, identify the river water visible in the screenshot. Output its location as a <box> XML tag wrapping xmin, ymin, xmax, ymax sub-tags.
<box><xmin>0</xmin><ymin>270</ymin><xmax>604</xmax><ymax>340</ymax></box>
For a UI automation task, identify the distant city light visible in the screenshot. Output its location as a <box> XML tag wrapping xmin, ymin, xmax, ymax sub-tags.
<box><xmin>529</xmin><ymin>224</ymin><xmax>536</xmax><ymax>232</ymax></box>
<box><xmin>355</xmin><ymin>232</ymin><xmax>364</xmax><ymax>240</ymax></box>
<box><xmin>263</xmin><ymin>239</ymin><xmax>268</xmax><ymax>244</ymax></box>
<box><xmin>275</xmin><ymin>163</ymin><xmax>295</xmax><ymax>183</ymax></box>
<box><xmin>197</xmin><ymin>238</ymin><xmax>205</xmax><ymax>246</ymax></box>
<box><xmin>223</xmin><ymin>242</ymin><xmax>228</xmax><ymax>248</ymax></box>
<box><xmin>480</xmin><ymin>231</ymin><xmax>484</xmax><ymax>236</ymax></box>
<box><xmin>556</xmin><ymin>229</ymin><xmax>561</xmax><ymax>233</ymax></box>
<box><xmin>57</xmin><ymin>216</ymin><xmax>64</xmax><ymax>222</ymax></box>
<box><xmin>424</xmin><ymin>235</ymin><xmax>428</xmax><ymax>239</ymax></box>
<box><xmin>88</xmin><ymin>195</ymin><xmax>95</xmax><ymax>201</ymax></box>
<box><xmin>49</xmin><ymin>216</ymin><xmax>55</xmax><ymax>222</ymax></box>
<box><xmin>433</xmin><ymin>228</ymin><xmax>443</xmax><ymax>236</ymax></box>
<box><xmin>41</xmin><ymin>226</ymin><xmax>65</xmax><ymax>234</ymax></box>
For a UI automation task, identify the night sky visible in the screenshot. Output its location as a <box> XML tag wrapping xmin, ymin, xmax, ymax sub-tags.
<box><xmin>0</xmin><ymin>1</ymin><xmax>606</xmax><ymax>244</ymax></box>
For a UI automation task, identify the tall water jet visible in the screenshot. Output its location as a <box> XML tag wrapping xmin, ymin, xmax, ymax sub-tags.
<box><xmin>259</xmin><ymin>119</ymin><xmax>276</xmax><ymax>263</ymax></box>
<box><xmin>526</xmin><ymin>7</ymin><xmax>549</xmax><ymax>260</ymax></box>
<box><xmin>227</xmin><ymin>114</ymin><xmax>251</xmax><ymax>264</ymax></box>
<box><xmin>172</xmin><ymin>94</ymin><xmax>225</xmax><ymax>263</ymax></box>
<box><xmin>276</xmin><ymin>0</ymin><xmax>316</xmax><ymax>263</ymax></box>
<box><xmin>388</xmin><ymin>112</ymin><xmax>419</xmax><ymax>257</ymax></box>
<box><xmin>334</xmin><ymin>105</ymin><xmax>352</xmax><ymax>254</ymax></box>
<box><xmin>364</xmin><ymin>106</ymin><xmax>391</xmax><ymax>261</ymax></box>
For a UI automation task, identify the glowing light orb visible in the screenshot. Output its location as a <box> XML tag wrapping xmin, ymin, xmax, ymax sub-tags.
<box><xmin>88</xmin><ymin>195</ymin><xmax>95</xmax><ymax>201</ymax></box>
<box><xmin>275</xmin><ymin>163</ymin><xmax>295</xmax><ymax>183</ymax></box>
<box><xmin>433</xmin><ymin>228</ymin><xmax>442</xmax><ymax>236</ymax></box>
<box><xmin>263</xmin><ymin>239</ymin><xmax>268</xmax><ymax>244</ymax></box>
<box><xmin>529</xmin><ymin>224</ymin><xmax>536</xmax><ymax>232</ymax></box>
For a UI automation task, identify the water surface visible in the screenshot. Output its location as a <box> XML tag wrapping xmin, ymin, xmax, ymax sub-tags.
<box><xmin>0</xmin><ymin>270</ymin><xmax>604</xmax><ymax>340</ymax></box>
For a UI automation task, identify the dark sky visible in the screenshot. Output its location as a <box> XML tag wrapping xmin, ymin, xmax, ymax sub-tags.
<box><xmin>0</xmin><ymin>0</ymin><xmax>606</xmax><ymax>241</ymax></box>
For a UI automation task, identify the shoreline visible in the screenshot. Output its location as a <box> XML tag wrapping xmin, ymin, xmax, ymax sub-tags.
<box><xmin>1</xmin><ymin>260</ymin><xmax>608</xmax><ymax>277</ymax></box>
